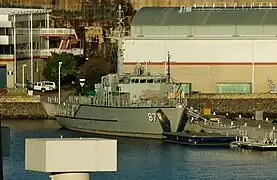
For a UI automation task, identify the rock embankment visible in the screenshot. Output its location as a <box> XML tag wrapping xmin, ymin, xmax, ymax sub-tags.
<box><xmin>0</xmin><ymin>96</ymin><xmax>48</xmax><ymax>119</ymax></box>
<box><xmin>184</xmin><ymin>93</ymin><xmax>277</xmax><ymax>118</ymax></box>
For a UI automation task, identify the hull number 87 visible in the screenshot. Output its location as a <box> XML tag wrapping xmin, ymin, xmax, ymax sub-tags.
<box><xmin>148</xmin><ymin>113</ymin><xmax>156</xmax><ymax>122</ymax></box>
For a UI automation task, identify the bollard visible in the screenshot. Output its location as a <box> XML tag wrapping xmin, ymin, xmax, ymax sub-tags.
<box><xmin>226</xmin><ymin>113</ymin><xmax>229</xmax><ymax>116</ymax></box>
<box><xmin>239</xmin><ymin>114</ymin><xmax>242</xmax><ymax>119</ymax></box>
<box><xmin>252</xmin><ymin>116</ymin><xmax>255</xmax><ymax>120</ymax></box>
<box><xmin>213</xmin><ymin>112</ymin><xmax>216</xmax><ymax>115</ymax></box>
<box><xmin>273</xmin><ymin>126</ymin><xmax>276</xmax><ymax>130</ymax></box>
<box><xmin>266</xmin><ymin>117</ymin><xmax>269</xmax><ymax>121</ymax></box>
<box><xmin>217</xmin><ymin>120</ymin><xmax>220</xmax><ymax>124</ymax></box>
<box><xmin>204</xmin><ymin>119</ymin><xmax>207</xmax><ymax>124</ymax></box>
<box><xmin>231</xmin><ymin>121</ymin><xmax>234</xmax><ymax>126</ymax></box>
<box><xmin>244</xmin><ymin>123</ymin><xmax>247</xmax><ymax>127</ymax></box>
<box><xmin>258</xmin><ymin>125</ymin><xmax>261</xmax><ymax>129</ymax></box>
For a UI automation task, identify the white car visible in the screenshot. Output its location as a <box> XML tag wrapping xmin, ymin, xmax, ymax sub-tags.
<box><xmin>33</xmin><ymin>81</ymin><xmax>57</xmax><ymax>92</ymax></box>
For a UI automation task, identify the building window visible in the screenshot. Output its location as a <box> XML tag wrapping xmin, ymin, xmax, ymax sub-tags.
<box><xmin>34</xmin><ymin>62</ymin><xmax>39</xmax><ymax>73</ymax></box>
<box><xmin>16</xmin><ymin>21</ymin><xmax>28</xmax><ymax>28</ymax></box>
<box><xmin>41</xmin><ymin>20</ymin><xmax>45</xmax><ymax>28</ymax></box>
<box><xmin>0</xmin><ymin>45</ymin><xmax>13</xmax><ymax>54</ymax></box>
<box><xmin>32</xmin><ymin>20</ymin><xmax>40</xmax><ymax>28</ymax></box>
<box><xmin>0</xmin><ymin>28</ymin><xmax>11</xmax><ymax>35</ymax></box>
<box><xmin>0</xmin><ymin>28</ymin><xmax>5</xmax><ymax>35</ymax></box>
<box><xmin>173</xmin><ymin>83</ymin><xmax>192</xmax><ymax>93</ymax></box>
<box><xmin>5</xmin><ymin>28</ymin><xmax>11</xmax><ymax>35</ymax></box>
<box><xmin>32</xmin><ymin>42</ymin><xmax>39</xmax><ymax>49</ymax></box>
<box><xmin>216</xmin><ymin>83</ymin><xmax>252</xmax><ymax>94</ymax></box>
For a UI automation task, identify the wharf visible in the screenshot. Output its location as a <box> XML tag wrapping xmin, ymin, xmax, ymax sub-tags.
<box><xmin>162</xmin><ymin>131</ymin><xmax>237</xmax><ymax>146</ymax></box>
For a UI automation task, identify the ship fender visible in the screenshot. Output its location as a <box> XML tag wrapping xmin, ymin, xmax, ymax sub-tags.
<box><xmin>156</xmin><ymin>109</ymin><xmax>171</xmax><ymax>132</ymax></box>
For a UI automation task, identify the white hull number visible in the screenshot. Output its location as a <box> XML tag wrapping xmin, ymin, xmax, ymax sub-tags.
<box><xmin>148</xmin><ymin>113</ymin><xmax>156</xmax><ymax>122</ymax></box>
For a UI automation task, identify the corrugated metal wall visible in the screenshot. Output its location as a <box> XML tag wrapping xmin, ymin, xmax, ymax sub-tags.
<box><xmin>124</xmin><ymin>64</ymin><xmax>275</xmax><ymax>93</ymax></box>
<box><xmin>131</xmin><ymin>25</ymin><xmax>277</xmax><ymax>36</ymax></box>
<box><xmin>122</xmin><ymin>37</ymin><xmax>277</xmax><ymax>93</ymax></box>
<box><xmin>122</xmin><ymin>38</ymin><xmax>277</xmax><ymax>63</ymax></box>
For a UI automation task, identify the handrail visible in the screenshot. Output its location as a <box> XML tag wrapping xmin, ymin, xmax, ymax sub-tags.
<box><xmin>16</xmin><ymin>28</ymin><xmax>77</xmax><ymax>36</ymax></box>
<box><xmin>40</xmin><ymin>28</ymin><xmax>76</xmax><ymax>35</ymax></box>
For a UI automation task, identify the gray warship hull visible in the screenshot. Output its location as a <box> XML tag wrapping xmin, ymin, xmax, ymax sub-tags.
<box><xmin>56</xmin><ymin>105</ymin><xmax>186</xmax><ymax>139</ymax></box>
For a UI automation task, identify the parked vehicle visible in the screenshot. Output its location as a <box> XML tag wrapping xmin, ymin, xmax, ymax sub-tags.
<box><xmin>33</xmin><ymin>81</ymin><xmax>56</xmax><ymax>92</ymax></box>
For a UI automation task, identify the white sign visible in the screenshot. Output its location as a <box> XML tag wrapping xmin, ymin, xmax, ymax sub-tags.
<box><xmin>80</xmin><ymin>82</ymin><xmax>85</xmax><ymax>87</ymax></box>
<box><xmin>7</xmin><ymin>71</ymin><xmax>13</xmax><ymax>76</ymax></box>
<box><xmin>148</xmin><ymin>113</ymin><xmax>156</xmax><ymax>122</ymax></box>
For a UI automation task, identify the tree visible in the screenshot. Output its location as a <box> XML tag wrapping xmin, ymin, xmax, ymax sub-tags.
<box><xmin>43</xmin><ymin>52</ymin><xmax>77</xmax><ymax>85</ymax></box>
<box><xmin>78</xmin><ymin>55</ymin><xmax>112</xmax><ymax>89</ymax></box>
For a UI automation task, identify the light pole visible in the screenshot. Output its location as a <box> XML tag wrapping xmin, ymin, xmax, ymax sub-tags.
<box><xmin>79</xmin><ymin>78</ymin><xmax>85</xmax><ymax>95</ymax></box>
<box><xmin>22</xmin><ymin>64</ymin><xmax>26</xmax><ymax>88</ymax></box>
<box><xmin>58</xmin><ymin>62</ymin><xmax>62</xmax><ymax>105</ymax></box>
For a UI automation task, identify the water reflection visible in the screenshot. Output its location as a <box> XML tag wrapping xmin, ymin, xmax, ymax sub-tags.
<box><xmin>2</xmin><ymin>120</ymin><xmax>277</xmax><ymax>180</ymax></box>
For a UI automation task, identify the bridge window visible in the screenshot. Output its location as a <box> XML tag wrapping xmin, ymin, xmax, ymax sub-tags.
<box><xmin>161</xmin><ymin>78</ymin><xmax>166</xmax><ymax>83</ymax></box>
<box><xmin>154</xmin><ymin>78</ymin><xmax>160</xmax><ymax>83</ymax></box>
<box><xmin>140</xmin><ymin>79</ymin><xmax>146</xmax><ymax>83</ymax></box>
<box><xmin>147</xmin><ymin>79</ymin><xmax>153</xmax><ymax>83</ymax></box>
<box><xmin>131</xmin><ymin>79</ymin><xmax>139</xmax><ymax>83</ymax></box>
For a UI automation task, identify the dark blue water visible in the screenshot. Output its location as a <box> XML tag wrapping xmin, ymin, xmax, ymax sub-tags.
<box><xmin>3</xmin><ymin>121</ymin><xmax>277</xmax><ymax>180</ymax></box>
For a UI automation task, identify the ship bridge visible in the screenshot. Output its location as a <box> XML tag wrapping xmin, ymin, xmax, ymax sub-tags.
<box><xmin>40</xmin><ymin>28</ymin><xmax>83</xmax><ymax>57</ymax></box>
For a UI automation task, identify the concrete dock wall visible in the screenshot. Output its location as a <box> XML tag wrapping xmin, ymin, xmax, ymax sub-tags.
<box><xmin>0</xmin><ymin>96</ymin><xmax>48</xmax><ymax>119</ymax></box>
<box><xmin>185</xmin><ymin>93</ymin><xmax>277</xmax><ymax>117</ymax></box>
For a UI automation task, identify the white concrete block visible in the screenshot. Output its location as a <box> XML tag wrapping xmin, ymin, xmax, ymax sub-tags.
<box><xmin>25</xmin><ymin>138</ymin><xmax>117</xmax><ymax>173</ymax></box>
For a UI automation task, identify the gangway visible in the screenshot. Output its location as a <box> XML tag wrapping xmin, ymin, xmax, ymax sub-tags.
<box><xmin>186</xmin><ymin>107</ymin><xmax>207</xmax><ymax>121</ymax></box>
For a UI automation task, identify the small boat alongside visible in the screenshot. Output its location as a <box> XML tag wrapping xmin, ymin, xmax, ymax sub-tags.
<box><xmin>234</xmin><ymin>130</ymin><xmax>277</xmax><ymax>151</ymax></box>
<box><xmin>229</xmin><ymin>131</ymin><xmax>250</xmax><ymax>149</ymax></box>
<box><xmin>239</xmin><ymin>141</ymin><xmax>277</xmax><ymax>151</ymax></box>
<box><xmin>162</xmin><ymin>131</ymin><xmax>237</xmax><ymax>147</ymax></box>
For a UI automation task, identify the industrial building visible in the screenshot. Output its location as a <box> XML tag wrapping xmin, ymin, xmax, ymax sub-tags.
<box><xmin>0</xmin><ymin>8</ymin><xmax>82</xmax><ymax>88</ymax></box>
<box><xmin>122</xmin><ymin>6</ymin><xmax>277</xmax><ymax>93</ymax></box>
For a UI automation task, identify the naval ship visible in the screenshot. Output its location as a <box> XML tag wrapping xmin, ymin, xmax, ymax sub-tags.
<box><xmin>56</xmin><ymin>64</ymin><xmax>189</xmax><ymax>139</ymax></box>
<box><xmin>55</xmin><ymin>5</ymin><xmax>190</xmax><ymax>138</ymax></box>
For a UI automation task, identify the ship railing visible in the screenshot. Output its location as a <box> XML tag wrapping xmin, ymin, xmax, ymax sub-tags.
<box><xmin>64</xmin><ymin>95</ymin><xmax>188</xmax><ymax>107</ymax></box>
<box><xmin>57</xmin><ymin>104</ymin><xmax>79</xmax><ymax>117</ymax></box>
<box><xmin>66</xmin><ymin>96</ymin><xmax>93</xmax><ymax>105</ymax></box>
<box><xmin>47</xmin><ymin>96</ymin><xmax>59</xmax><ymax>104</ymax></box>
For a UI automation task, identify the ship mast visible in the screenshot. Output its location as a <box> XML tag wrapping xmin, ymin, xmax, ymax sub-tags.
<box><xmin>113</xmin><ymin>4</ymin><xmax>126</xmax><ymax>76</ymax></box>
<box><xmin>167</xmin><ymin>51</ymin><xmax>171</xmax><ymax>83</ymax></box>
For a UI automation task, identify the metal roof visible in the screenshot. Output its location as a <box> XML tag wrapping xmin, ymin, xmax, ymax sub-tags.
<box><xmin>131</xmin><ymin>7</ymin><xmax>277</xmax><ymax>26</ymax></box>
<box><xmin>0</xmin><ymin>8</ymin><xmax>52</xmax><ymax>15</ymax></box>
